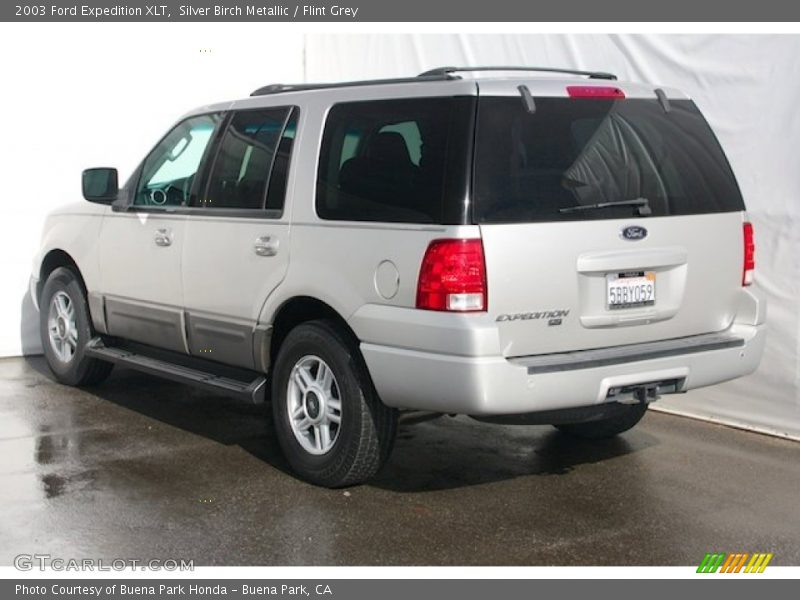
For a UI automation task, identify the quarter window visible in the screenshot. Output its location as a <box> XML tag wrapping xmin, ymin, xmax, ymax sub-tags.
<box><xmin>316</xmin><ymin>97</ymin><xmax>474</xmax><ymax>224</ymax></box>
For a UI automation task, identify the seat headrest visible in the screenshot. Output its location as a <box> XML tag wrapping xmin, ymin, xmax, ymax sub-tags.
<box><xmin>367</xmin><ymin>132</ymin><xmax>412</xmax><ymax>165</ymax></box>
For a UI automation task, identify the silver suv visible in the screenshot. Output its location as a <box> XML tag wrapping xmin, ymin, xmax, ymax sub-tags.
<box><xmin>31</xmin><ymin>67</ymin><xmax>766</xmax><ymax>487</ymax></box>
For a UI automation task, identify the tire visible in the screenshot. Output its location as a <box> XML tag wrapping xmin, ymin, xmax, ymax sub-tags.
<box><xmin>39</xmin><ymin>267</ymin><xmax>113</xmax><ymax>386</ymax></box>
<box><xmin>554</xmin><ymin>403</ymin><xmax>647</xmax><ymax>440</ymax></box>
<box><xmin>271</xmin><ymin>320</ymin><xmax>397</xmax><ymax>487</ymax></box>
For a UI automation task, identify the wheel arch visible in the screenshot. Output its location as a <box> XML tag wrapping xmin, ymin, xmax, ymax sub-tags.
<box><xmin>38</xmin><ymin>249</ymin><xmax>87</xmax><ymax>304</ymax></box>
<box><xmin>266</xmin><ymin>296</ymin><xmax>361</xmax><ymax>372</ymax></box>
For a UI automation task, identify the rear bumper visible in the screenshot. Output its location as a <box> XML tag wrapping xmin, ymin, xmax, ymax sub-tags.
<box><xmin>361</xmin><ymin>322</ymin><xmax>766</xmax><ymax>415</ymax></box>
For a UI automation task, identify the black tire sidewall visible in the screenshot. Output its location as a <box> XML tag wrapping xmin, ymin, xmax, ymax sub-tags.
<box><xmin>39</xmin><ymin>267</ymin><xmax>95</xmax><ymax>385</ymax></box>
<box><xmin>271</xmin><ymin>322</ymin><xmax>375</xmax><ymax>484</ymax></box>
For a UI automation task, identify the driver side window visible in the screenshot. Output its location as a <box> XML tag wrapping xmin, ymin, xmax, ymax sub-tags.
<box><xmin>135</xmin><ymin>113</ymin><xmax>222</xmax><ymax>207</ymax></box>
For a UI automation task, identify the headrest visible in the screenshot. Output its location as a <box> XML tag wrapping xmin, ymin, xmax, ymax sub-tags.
<box><xmin>367</xmin><ymin>132</ymin><xmax>412</xmax><ymax>165</ymax></box>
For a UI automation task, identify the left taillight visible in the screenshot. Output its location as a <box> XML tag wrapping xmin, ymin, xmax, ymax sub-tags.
<box><xmin>743</xmin><ymin>222</ymin><xmax>755</xmax><ymax>286</ymax></box>
<box><xmin>416</xmin><ymin>239</ymin><xmax>487</xmax><ymax>312</ymax></box>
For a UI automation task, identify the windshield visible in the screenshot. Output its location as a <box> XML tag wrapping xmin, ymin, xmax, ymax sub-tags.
<box><xmin>472</xmin><ymin>96</ymin><xmax>745</xmax><ymax>223</ymax></box>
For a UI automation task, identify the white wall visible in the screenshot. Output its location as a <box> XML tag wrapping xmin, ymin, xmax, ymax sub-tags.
<box><xmin>304</xmin><ymin>34</ymin><xmax>800</xmax><ymax>439</ymax></box>
<box><xmin>2</xmin><ymin>29</ymin><xmax>797</xmax><ymax>439</ymax></box>
<box><xmin>0</xmin><ymin>23</ymin><xmax>305</xmax><ymax>356</ymax></box>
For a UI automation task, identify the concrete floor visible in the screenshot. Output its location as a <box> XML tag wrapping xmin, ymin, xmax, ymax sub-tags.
<box><xmin>0</xmin><ymin>356</ymin><xmax>798</xmax><ymax>566</ymax></box>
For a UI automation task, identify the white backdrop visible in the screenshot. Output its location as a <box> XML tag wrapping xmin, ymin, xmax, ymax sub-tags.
<box><xmin>1</xmin><ymin>30</ymin><xmax>797</xmax><ymax>439</ymax></box>
<box><xmin>0</xmin><ymin>23</ymin><xmax>305</xmax><ymax>357</ymax></box>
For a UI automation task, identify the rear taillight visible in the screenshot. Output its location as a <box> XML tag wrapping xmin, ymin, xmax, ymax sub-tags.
<box><xmin>743</xmin><ymin>222</ymin><xmax>755</xmax><ymax>286</ymax></box>
<box><xmin>567</xmin><ymin>85</ymin><xmax>625</xmax><ymax>99</ymax></box>
<box><xmin>416</xmin><ymin>239</ymin><xmax>487</xmax><ymax>312</ymax></box>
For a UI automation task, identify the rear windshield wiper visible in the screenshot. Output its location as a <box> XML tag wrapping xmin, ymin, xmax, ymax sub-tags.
<box><xmin>559</xmin><ymin>198</ymin><xmax>652</xmax><ymax>217</ymax></box>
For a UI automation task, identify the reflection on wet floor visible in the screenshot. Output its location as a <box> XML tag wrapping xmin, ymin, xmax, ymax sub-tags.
<box><xmin>1</xmin><ymin>356</ymin><xmax>798</xmax><ymax>566</ymax></box>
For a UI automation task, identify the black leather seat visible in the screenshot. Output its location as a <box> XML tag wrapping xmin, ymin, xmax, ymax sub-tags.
<box><xmin>339</xmin><ymin>132</ymin><xmax>419</xmax><ymax>207</ymax></box>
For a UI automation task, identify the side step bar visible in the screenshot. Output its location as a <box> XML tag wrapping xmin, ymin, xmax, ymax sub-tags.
<box><xmin>85</xmin><ymin>338</ymin><xmax>267</xmax><ymax>403</ymax></box>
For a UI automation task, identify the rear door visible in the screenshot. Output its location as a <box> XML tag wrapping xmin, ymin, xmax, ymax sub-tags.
<box><xmin>474</xmin><ymin>82</ymin><xmax>747</xmax><ymax>357</ymax></box>
<box><xmin>180</xmin><ymin>107</ymin><xmax>297</xmax><ymax>368</ymax></box>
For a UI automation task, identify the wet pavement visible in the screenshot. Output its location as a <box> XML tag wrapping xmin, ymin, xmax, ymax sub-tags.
<box><xmin>1</xmin><ymin>356</ymin><xmax>798</xmax><ymax>566</ymax></box>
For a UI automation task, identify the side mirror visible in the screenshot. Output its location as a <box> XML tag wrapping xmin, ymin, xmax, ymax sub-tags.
<box><xmin>82</xmin><ymin>168</ymin><xmax>118</xmax><ymax>204</ymax></box>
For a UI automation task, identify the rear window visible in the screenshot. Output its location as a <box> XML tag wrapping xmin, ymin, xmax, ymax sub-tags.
<box><xmin>316</xmin><ymin>97</ymin><xmax>474</xmax><ymax>224</ymax></box>
<box><xmin>473</xmin><ymin>96</ymin><xmax>745</xmax><ymax>223</ymax></box>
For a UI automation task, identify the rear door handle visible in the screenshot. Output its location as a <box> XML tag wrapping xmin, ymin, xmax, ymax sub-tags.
<box><xmin>254</xmin><ymin>236</ymin><xmax>279</xmax><ymax>257</ymax></box>
<box><xmin>154</xmin><ymin>228</ymin><xmax>172</xmax><ymax>247</ymax></box>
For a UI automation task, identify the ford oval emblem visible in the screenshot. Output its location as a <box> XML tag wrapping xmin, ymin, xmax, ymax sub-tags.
<box><xmin>621</xmin><ymin>225</ymin><xmax>648</xmax><ymax>241</ymax></box>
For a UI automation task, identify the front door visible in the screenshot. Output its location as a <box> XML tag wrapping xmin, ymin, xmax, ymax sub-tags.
<box><xmin>98</xmin><ymin>113</ymin><xmax>223</xmax><ymax>353</ymax></box>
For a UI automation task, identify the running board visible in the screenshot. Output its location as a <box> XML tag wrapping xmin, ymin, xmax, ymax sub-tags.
<box><xmin>85</xmin><ymin>338</ymin><xmax>267</xmax><ymax>403</ymax></box>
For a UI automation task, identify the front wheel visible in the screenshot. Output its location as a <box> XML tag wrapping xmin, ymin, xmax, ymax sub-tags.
<box><xmin>271</xmin><ymin>320</ymin><xmax>397</xmax><ymax>487</ymax></box>
<box><xmin>554</xmin><ymin>403</ymin><xmax>647</xmax><ymax>439</ymax></box>
<box><xmin>39</xmin><ymin>267</ymin><xmax>113</xmax><ymax>386</ymax></box>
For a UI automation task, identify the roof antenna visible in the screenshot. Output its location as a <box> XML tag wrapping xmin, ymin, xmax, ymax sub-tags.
<box><xmin>655</xmin><ymin>88</ymin><xmax>671</xmax><ymax>113</ymax></box>
<box><xmin>518</xmin><ymin>85</ymin><xmax>536</xmax><ymax>114</ymax></box>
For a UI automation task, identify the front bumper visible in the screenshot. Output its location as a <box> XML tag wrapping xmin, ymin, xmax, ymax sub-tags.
<box><xmin>29</xmin><ymin>275</ymin><xmax>40</xmax><ymax>312</ymax></box>
<box><xmin>361</xmin><ymin>322</ymin><xmax>766</xmax><ymax>415</ymax></box>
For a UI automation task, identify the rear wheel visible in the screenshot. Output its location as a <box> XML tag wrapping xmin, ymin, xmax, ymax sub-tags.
<box><xmin>39</xmin><ymin>267</ymin><xmax>113</xmax><ymax>386</ymax></box>
<box><xmin>271</xmin><ymin>320</ymin><xmax>397</xmax><ymax>487</ymax></box>
<box><xmin>554</xmin><ymin>403</ymin><xmax>647</xmax><ymax>439</ymax></box>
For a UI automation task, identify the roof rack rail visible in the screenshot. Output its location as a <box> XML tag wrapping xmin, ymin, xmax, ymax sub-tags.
<box><xmin>417</xmin><ymin>66</ymin><xmax>618</xmax><ymax>81</ymax></box>
<box><xmin>249</xmin><ymin>66</ymin><xmax>617</xmax><ymax>97</ymax></box>
<box><xmin>250</xmin><ymin>73</ymin><xmax>452</xmax><ymax>96</ymax></box>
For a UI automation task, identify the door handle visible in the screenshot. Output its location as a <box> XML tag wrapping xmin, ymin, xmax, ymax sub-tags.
<box><xmin>154</xmin><ymin>228</ymin><xmax>172</xmax><ymax>247</ymax></box>
<box><xmin>254</xmin><ymin>236</ymin><xmax>279</xmax><ymax>257</ymax></box>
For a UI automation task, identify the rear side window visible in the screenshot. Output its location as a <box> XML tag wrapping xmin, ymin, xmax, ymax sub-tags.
<box><xmin>199</xmin><ymin>107</ymin><xmax>292</xmax><ymax>211</ymax></box>
<box><xmin>317</xmin><ymin>97</ymin><xmax>474</xmax><ymax>224</ymax></box>
<box><xmin>473</xmin><ymin>97</ymin><xmax>745</xmax><ymax>223</ymax></box>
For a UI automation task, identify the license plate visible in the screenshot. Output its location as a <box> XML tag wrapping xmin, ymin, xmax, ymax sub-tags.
<box><xmin>606</xmin><ymin>271</ymin><xmax>656</xmax><ymax>309</ymax></box>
